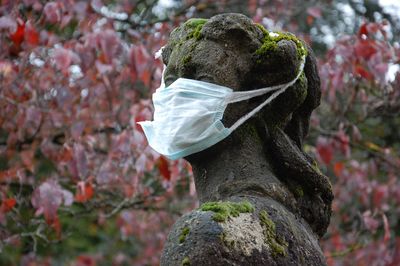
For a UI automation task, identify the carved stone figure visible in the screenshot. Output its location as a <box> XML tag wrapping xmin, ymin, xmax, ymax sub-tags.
<box><xmin>158</xmin><ymin>13</ymin><xmax>333</xmax><ymax>266</ymax></box>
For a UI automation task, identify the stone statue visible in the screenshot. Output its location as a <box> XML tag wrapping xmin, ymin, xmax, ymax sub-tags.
<box><xmin>158</xmin><ymin>13</ymin><xmax>333</xmax><ymax>266</ymax></box>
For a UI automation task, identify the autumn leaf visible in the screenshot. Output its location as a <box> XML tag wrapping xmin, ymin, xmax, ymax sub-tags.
<box><xmin>76</xmin><ymin>255</ymin><xmax>97</xmax><ymax>266</ymax></box>
<box><xmin>31</xmin><ymin>180</ymin><xmax>73</xmax><ymax>225</ymax></box>
<box><xmin>382</xmin><ymin>213</ymin><xmax>390</xmax><ymax>243</ymax></box>
<box><xmin>316</xmin><ymin>137</ymin><xmax>333</xmax><ymax>165</ymax></box>
<box><xmin>52</xmin><ymin>216</ymin><xmax>62</xmax><ymax>239</ymax></box>
<box><xmin>130</xmin><ymin>45</ymin><xmax>151</xmax><ymax>85</ymax></box>
<box><xmin>98</xmin><ymin>29</ymin><xmax>121</xmax><ymax>64</ymax></box>
<box><xmin>24</xmin><ymin>21</ymin><xmax>39</xmax><ymax>46</ymax></box>
<box><xmin>358</xmin><ymin>23</ymin><xmax>369</xmax><ymax>37</ymax></box>
<box><xmin>307</xmin><ymin>7</ymin><xmax>322</xmax><ymax>18</ymax></box>
<box><xmin>0</xmin><ymin>16</ymin><xmax>17</xmax><ymax>33</ymax></box>
<box><xmin>157</xmin><ymin>156</ymin><xmax>171</xmax><ymax>181</ymax></box>
<box><xmin>355</xmin><ymin>65</ymin><xmax>373</xmax><ymax>80</ymax></box>
<box><xmin>10</xmin><ymin>21</ymin><xmax>24</xmax><ymax>46</ymax></box>
<box><xmin>44</xmin><ymin>2</ymin><xmax>61</xmax><ymax>24</ymax></box>
<box><xmin>333</xmin><ymin>162</ymin><xmax>344</xmax><ymax>177</ymax></box>
<box><xmin>354</xmin><ymin>40</ymin><xmax>377</xmax><ymax>60</ymax></box>
<box><xmin>53</xmin><ymin>47</ymin><xmax>73</xmax><ymax>71</ymax></box>
<box><xmin>20</xmin><ymin>149</ymin><xmax>35</xmax><ymax>173</ymax></box>
<box><xmin>1</xmin><ymin>198</ymin><xmax>17</xmax><ymax>213</ymax></box>
<box><xmin>75</xmin><ymin>181</ymin><xmax>94</xmax><ymax>203</ymax></box>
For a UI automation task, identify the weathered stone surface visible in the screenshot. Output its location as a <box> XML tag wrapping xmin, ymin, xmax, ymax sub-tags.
<box><xmin>160</xmin><ymin>13</ymin><xmax>333</xmax><ymax>265</ymax></box>
<box><xmin>161</xmin><ymin>196</ymin><xmax>326</xmax><ymax>265</ymax></box>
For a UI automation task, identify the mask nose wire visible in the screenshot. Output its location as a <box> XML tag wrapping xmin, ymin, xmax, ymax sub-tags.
<box><xmin>228</xmin><ymin>55</ymin><xmax>306</xmax><ymax>132</ymax></box>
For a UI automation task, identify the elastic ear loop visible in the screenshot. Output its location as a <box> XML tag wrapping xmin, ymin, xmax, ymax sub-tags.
<box><xmin>155</xmin><ymin>46</ymin><xmax>167</xmax><ymax>90</ymax></box>
<box><xmin>229</xmin><ymin>55</ymin><xmax>306</xmax><ymax>132</ymax></box>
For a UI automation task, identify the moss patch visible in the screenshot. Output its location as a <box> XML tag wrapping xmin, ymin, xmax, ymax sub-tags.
<box><xmin>176</xmin><ymin>18</ymin><xmax>208</xmax><ymax>65</ymax></box>
<box><xmin>181</xmin><ymin>257</ymin><xmax>190</xmax><ymax>266</ymax></box>
<box><xmin>184</xmin><ymin>18</ymin><xmax>208</xmax><ymax>29</ymax></box>
<box><xmin>184</xmin><ymin>18</ymin><xmax>208</xmax><ymax>40</ymax></box>
<box><xmin>311</xmin><ymin>159</ymin><xmax>323</xmax><ymax>175</ymax></box>
<box><xmin>255</xmin><ymin>24</ymin><xmax>307</xmax><ymax>61</ymax></box>
<box><xmin>259</xmin><ymin>210</ymin><xmax>288</xmax><ymax>257</ymax></box>
<box><xmin>179</xmin><ymin>226</ymin><xmax>190</xmax><ymax>243</ymax></box>
<box><xmin>200</xmin><ymin>201</ymin><xmax>254</xmax><ymax>222</ymax></box>
<box><xmin>294</xmin><ymin>186</ymin><xmax>304</xmax><ymax>197</ymax></box>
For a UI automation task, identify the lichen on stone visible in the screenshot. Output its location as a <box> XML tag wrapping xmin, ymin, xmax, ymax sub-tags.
<box><xmin>219</xmin><ymin>212</ymin><xmax>266</xmax><ymax>256</ymax></box>
<box><xmin>179</xmin><ymin>226</ymin><xmax>190</xmax><ymax>243</ymax></box>
<box><xmin>181</xmin><ymin>257</ymin><xmax>190</xmax><ymax>266</ymax></box>
<box><xmin>200</xmin><ymin>201</ymin><xmax>254</xmax><ymax>222</ymax></box>
<box><xmin>259</xmin><ymin>210</ymin><xmax>288</xmax><ymax>257</ymax></box>
<box><xmin>255</xmin><ymin>23</ymin><xmax>307</xmax><ymax>61</ymax></box>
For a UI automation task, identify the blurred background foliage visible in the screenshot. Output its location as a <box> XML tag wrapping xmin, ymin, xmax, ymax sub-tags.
<box><xmin>0</xmin><ymin>0</ymin><xmax>399</xmax><ymax>265</ymax></box>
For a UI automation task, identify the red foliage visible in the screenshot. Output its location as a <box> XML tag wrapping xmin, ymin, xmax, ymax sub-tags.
<box><xmin>1</xmin><ymin>197</ymin><xmax>16</xmax><ymax>213</ymax></box>
<box><xmin>75</xmin><ymin>181</ymin><xmax>94</xmax><ymax>203</ymax></box>
<box><xmin>0</xmin><ymin>1</ymin><xmax>399</xmax><ymax>265</ymax></box>
<box><xmin>317</xmin><ymin>137</ymin><xmax>333</xmax><ymax>165</ymax></box>
<box><xmin>24</xmin><ymin>21</ymin><xmax>39</xmax><ymax>46</ymax></box>
<box><xmin>157</xmin><ymin>156</ymin><xmax>171</xmax><ymax>181</ymax></box>
<box><xmin>10</xmin><ymin>21</ymin><xmax>24</xmax><ymax>45</ymax></box>
<box><xmin>31</xmin><ymin>180</ymin><xmax>73</xmax><ymax>224</ymax></box>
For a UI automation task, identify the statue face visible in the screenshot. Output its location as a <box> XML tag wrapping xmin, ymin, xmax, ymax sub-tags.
<box><xmin>163</xmin><ymin>38</ymin><xmax>255</xmax><ymax>128</ymax></box>
<box><xmin>163</xmin><ymin>39</ymin><xmax>251</xmax><ymax>91</ymax></box>
<box><xmin>159</xmin><ymin>15</ymin><xmax>316</xmax><ymax>159</ymax></box>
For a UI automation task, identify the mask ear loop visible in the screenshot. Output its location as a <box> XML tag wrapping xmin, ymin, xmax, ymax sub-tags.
<box><xmin>155</xmin><ymin>46</ymin><xmax>166</xmax><ymax>90</ymax></box>
<box><xmin>229</xmin><ymin>55</ymin><xmax>306</xmax><ymax>132</ymax></box>
<box><xmin>226</xmin><ymin>84</ymin><xmax>282</xmax><ymax>103</ymax></box>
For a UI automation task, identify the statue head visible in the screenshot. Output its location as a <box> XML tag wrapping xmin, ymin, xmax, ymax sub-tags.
<box><xmin>160</xmin><ymin>13</ymin><xmax>332</xmax><ymax>237</ymax></box>
<box><xmin>161</xmin><ymin>13</ymin><xmax>320</xmax><ymax>159</ymax></box>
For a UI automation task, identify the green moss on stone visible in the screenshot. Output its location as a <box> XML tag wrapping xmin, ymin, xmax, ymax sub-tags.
<box><xmin>256</xmin><ymin>23</ymin><xmax>269</xmax><ymax>36</ymax></box>
<box><xmin>294</xmin><ymin>186</ymin><xmax>304</xmax><ymax>197</ymax></box>
<box><xmin>184</xmin><ymin>18</ymin><xmax>208</xmax><ymax>41</ymax></box>
<box><xmin>184</xmin><ymin>18</ymin><xmax>208</xmax><ymax>29</ymax></box>
<box><xmin>178</xmin><ymin>18</ymin><xmax>208</xmax><ymax>65</ymax></box>
<box><xmin>181</xmin><ymin>257</ymin><xmax>190</xmax><ymax>266</ymax></box>
<box><xmin>182</xmin><ymin>54</ymin><xmax>192</xmax><ymax>65</ymax></box>
<box><xmin>179</xmin><ymin>226</ymin><xmax>190</xmax><ymax>243</ymax></box>
<box><xmin>200</xmin><ymin>201</ymin><xmax>254</xmax><ymax>222</ymax></box>
<box><xmin>255</xmin><ymin>24</ymin><xmax>307</xmax><ymax>61</ymax></box>
<box><xmin>259</xmin><ymin>210</ymin><xmax>288</xmax><ymax>257</ymax></box>
<box><xmin>311</xmin><ymin>159</ymin><xmax>323</xmax><ymax>175</ymax></box>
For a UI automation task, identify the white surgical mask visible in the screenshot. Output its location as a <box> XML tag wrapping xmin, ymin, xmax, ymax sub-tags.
<box><xmin>138</xmin><ymin>56</ymin><xmax>305</xmax><ymax>160</ymax></box>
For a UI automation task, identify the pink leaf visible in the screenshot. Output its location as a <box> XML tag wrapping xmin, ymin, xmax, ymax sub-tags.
<box><xmin>130</xmin><ymin>44</ymin><xmax>151</xmax><ymax>84</ymax></box>
<box><xmin>25</xmin><ymin>106</ymin><xmax>42</xmax><ymax>136</ymax></box>
<box><xmin>73</xmin><ymin>143</ymin><xmax>88</xmax><ymax>178</ymax></box>
<box><xmin>98</xmin><ymin>29</ymin><xmax>121</xmax><ymax>64</ymax></box>
<box><xmin>362</xmin><ymin>210</ymin><xmax>379</xmax><ymax>232</ymax></box>
<box><xmin>382</xmin><ymin>213</ymin><xmax>390</xmax><ymax>243</ymax></box>
<box><xmin>44</xmin><ymin>2</ymin><xmax>61</xmax><ymax>24</ymax></box>
<box><xmin>307</xmin><ymin>7</ymin><xmax>322</xmax><ymax>18</ymax></box>
<box><xmin>135</xmin><ymin>154</ymin><xmax>147</xmax><ymax>174</ymax></box>
<box><xmin>53</xmin><ymin>48</ymin><xmax>72</xmax><ymax>70</ymax></box>
<box><xmin>31</xmin><ymin>180</ymin><xmax>73</xmax><ymax>224</ymax></box>
<box><xmin>20</xmin><ymin>150</ymin><xmax>35</xmax><ymax>173</ymax></box>
<box><xmin>71</xmin><ymin>121</ymin><xmax>85</xmax><ymax>140</ymax></box>
<box><xmin>0</xmin><ymin>16</ymin><xmax>17</xmax><ymax>33</ymax></box>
